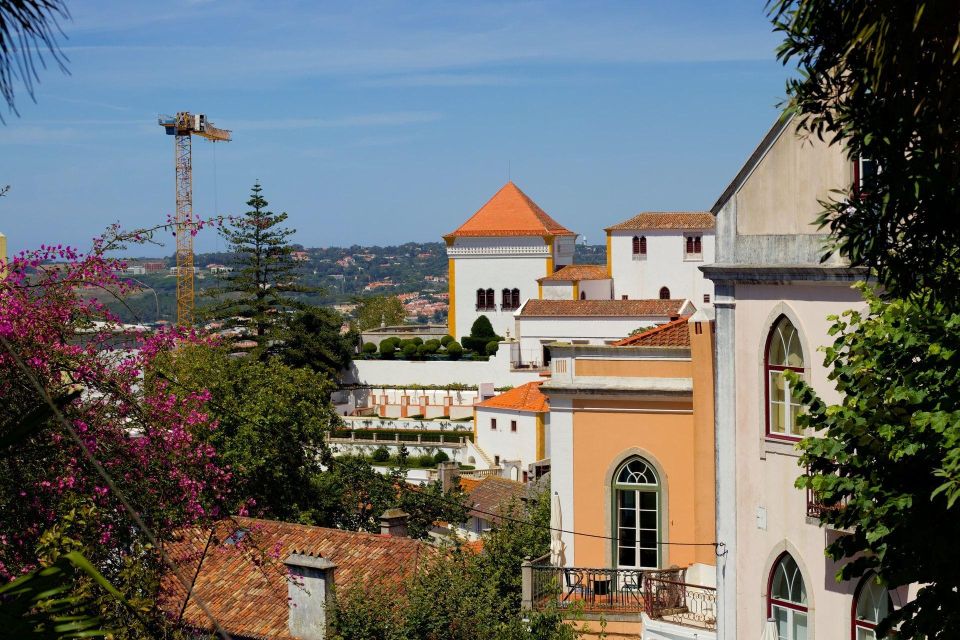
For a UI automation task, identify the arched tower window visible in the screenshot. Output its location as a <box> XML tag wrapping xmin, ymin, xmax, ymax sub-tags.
<box><xmin>511</xmin><ymin>288</ymin><xmax>521</xmax><ymax>309</ymax></box>
<box><xmin>853</xmin><ymin>573</ymin><xmax>893</xmax><ymax>639</ymax></box>
<box><xmin>580</xmin><ymin>290</ymin><xmax>586</xmax><ymax>300</ymax></box>
<box><xmin>632</xmin><ymin>236</ymin><xmax>640</xmax><ymax>254</ymax></box>
<box><xmin>632</xmin><ymin>236</ymin><xmax>647</xmax><ymax>256</ymax></box>
<box><xmin>476</xmin><ymin>288</ymin><xmax>485</xmax><ymax>310</ymax></box>
<box><xmin>765</xmin><ymin>315</ymin><xmax>805</xmax><ymax>439</ymax></box>
<box><xmin>485</xmin><ymin>288</ymin><xmax>494</xmax><ymax>310</ymax></box>
<box><xmin>659</xmin><ymin>287</ymin><xmax>670</xmax><ymax>300</ymax></box>
<box><xmin>502</xmin><ymin>288</ymin><xmax>511</xmax><ymax>309</ymax></box>
<box><xmin>768</xmin><ymin>553</ymin><xmax>808</xmax><ymax>639</ymax></box>
<box><xmin>612</xmin><ymin>457</ymin><xmax>660</xmax><ymax>569</ymax></box>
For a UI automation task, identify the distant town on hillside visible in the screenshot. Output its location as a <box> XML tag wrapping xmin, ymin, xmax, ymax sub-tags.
<box><xmin>107</xmin><ymin>242</ymin><xmax>607</xmax><ymax>325</ymax></box>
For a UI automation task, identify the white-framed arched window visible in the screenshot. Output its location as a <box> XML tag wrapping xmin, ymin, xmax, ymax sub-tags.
<box><xmin>768</xmin><ymin>553</ymin><xmax>808</xmax><ymax>639</ymax></box>
<box><xmin>765</xmin><ymin>315</ymin><xmax>805</xmax><ymax>439</ymax></box>
<box><xmin>612</xmin><ymin>457</ymin><xmax>660</xmax><ymax>570</ymax></box>
<box><xmin>853</xmin><ymin>573</ymin><xmax>893</xmax><ymax>639</ymax></box>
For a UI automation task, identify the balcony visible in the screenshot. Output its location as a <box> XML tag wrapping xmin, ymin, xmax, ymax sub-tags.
<box><xmin>522</xmin><ymin>557</ymin><xmax>716</xmax><ymax>631</ymax></box>
<box><xmin>804</xmin><ymin>469</ymin><xmax>846</xmax><ymax>519</ymax></box>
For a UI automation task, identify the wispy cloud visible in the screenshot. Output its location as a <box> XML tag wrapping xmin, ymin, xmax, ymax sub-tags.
<box><xmin>230</xmin><ymin>111</ymin><xmax>443</xmax><ymax>131</ymax></box>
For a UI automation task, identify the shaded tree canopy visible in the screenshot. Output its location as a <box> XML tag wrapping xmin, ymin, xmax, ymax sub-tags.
<box><xmin>770</xmin><ymin>0</ymin><xmax>960</xmax><ymax>307</ymax></box>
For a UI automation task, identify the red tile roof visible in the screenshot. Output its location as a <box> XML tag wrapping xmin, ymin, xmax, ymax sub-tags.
<box><xmin>605</xmin><ymin>212</ymin><xmax>715</xmax><ymax>231</ymax></box>
<box><xmin>465</xmin><ymin>476</ymin><xmax>528</xmax><ymax>522</ymax></box>
<box><xmin>537</xmin><ymin>264</ymin><xmax>609</xmax><ymax>283</ymax></box>
<box><xmin>444</xmin><ymin>182</ymin><xmax>575</xmax><ymax>239</ymax></box>
<box><xmin>476</xmin><ymin>381</ymin><xmax>549</xmax><ymax>413</ymax></box>
<box><xmin>164</xmin><ymin>518</ymin><xmax>430</xmax><ymax>640</ymax></box>
<box><xmin>614</xmin><ymin>316</ymin><xmax>692</xmax><ymax>347</ymax></box>
<box><xmin>519</xmin><ymin>299</ymin><xmax>686</xmax><ymax>318</ymax></box>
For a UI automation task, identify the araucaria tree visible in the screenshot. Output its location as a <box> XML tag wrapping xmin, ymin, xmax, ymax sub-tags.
<box><xmin>206</xmin><ymin>182</ymin><xmax>307</xmax><ymax>347</ymax></box>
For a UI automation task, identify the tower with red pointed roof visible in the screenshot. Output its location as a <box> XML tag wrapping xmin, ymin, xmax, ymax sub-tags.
<box><xmin>444</xmin><ymin>182</ymin><xmax>577</xmax><ymax>340</ymax></box>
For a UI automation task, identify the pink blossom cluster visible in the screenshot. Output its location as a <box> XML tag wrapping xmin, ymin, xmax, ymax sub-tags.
<box><xmin>0</xmin><ymin>226</ymin><xmax>234</xmax><ymax>579</ymax></box>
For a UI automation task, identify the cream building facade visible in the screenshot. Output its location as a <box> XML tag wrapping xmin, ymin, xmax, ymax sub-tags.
<box><xmin>704</xmin><ymin>116</ymin><xmax>910</xmax><ymax>640</ymax></box>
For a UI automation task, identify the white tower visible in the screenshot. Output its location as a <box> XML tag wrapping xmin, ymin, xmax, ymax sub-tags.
<box><xmin>445</xmin><ymin>182</ymin><xmax>577</xmax><ymax>340</ymax></box>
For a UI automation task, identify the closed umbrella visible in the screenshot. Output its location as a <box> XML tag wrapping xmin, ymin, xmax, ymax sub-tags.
<box><xmin>761</xmin><ymin>618</ymin><xmax>779</xmax><ymax>640</ymax></box>
<box><xmin>550</xmin><ymin>492</ymin><xmax>565</xmax><ymax>566</ymax></box>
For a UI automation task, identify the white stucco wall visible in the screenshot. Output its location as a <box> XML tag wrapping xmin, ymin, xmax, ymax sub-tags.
<box><xmin>579</xmin><ymin>278</ymin><xmax>612</xmax><ymax>300</ymax></box>
<box><xmin>345</xmin><ymin>347</ymin><xmax>544</xmax><ymax>388</ymax></box>
<box><xmin>514</xmin><ymin>315</ymin><xmax>664</xmax><ymax>365</ymax></box>
<box><xmin>541</xmin><ymin>282</ymin><xmax>574</xmax><ymax>300</ymax></box>
<box><xmin>473</xmin><ymin>407</ymin><xmax>546</xmax><ymax>471</ymax></box>
<box><xmin>609</xmin><ymin>230</ymin><xmax>715</xmax><ymax>302</ymax></box>
<box><xmin>449</xmin><ymin>236</ymin><xmax>553</xmax><ymax>339</ymax></box>
<box><xmin>547</xmin><ymin>396</ymin><xmax>576</xmax><ymax>564</ymax></box>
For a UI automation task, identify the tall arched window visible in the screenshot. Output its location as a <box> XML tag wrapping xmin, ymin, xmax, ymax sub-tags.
<box><xmin>501</xmin><ymin>288</ymin><xmax>511</xmax><ymax>309</ymax></box>
<box><xmin>485</xmin><ymin>288</ymin><xmax>494</xmax><ymax>310</ymax></box>
<box><xmin>632</xmin><ymin>236</ymin><xmax>640</xmax><ymax>254</ymax></box>
<box><xmin>511</xmin><ymin>288</ymin><xmax>521</xmax><ymax>309</ymax></box>
<box><xmin>659</xmin><ymin>287</ymin><xmax>670</xmax><ymax>300</ymax></box>
<box><xmin>853</xmin><ymin>574</ymin><xmax>892</xmax><ymax>640</ymax></box>
<box><xmin>632</xmin><ymin>236</ymin><xmax>647</xmax><ymax>256</ymax></box>
<box><xmin>768</xmin><ymin>553</ymin><xmax>808</xmax><ymax>639</ymax></box>
<box><xmin>476</xmin><ymin>288</ymin><xmax>485</xmax><ymax>310</ymax></box>
<box><xmin>613</xmin><ymin>457</ymin><xmax>660</xmax><ymax>570</ymax></box>
<box><xmin>765</xmin><ymin>316</ymin><xmax>805</xmax><ymax>439</ymax></box>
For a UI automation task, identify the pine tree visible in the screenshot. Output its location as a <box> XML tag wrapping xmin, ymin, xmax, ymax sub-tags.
<box><xmin>205</xmin><ymin>183</ymin><xmax>308</xmax><ymax>348</ymax></box>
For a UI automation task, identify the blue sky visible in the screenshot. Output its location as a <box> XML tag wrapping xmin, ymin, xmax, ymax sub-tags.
<box><xmin>1</xmin><ymin>1</ymin><xmax>791</xmax><ymax>256</ymax></box>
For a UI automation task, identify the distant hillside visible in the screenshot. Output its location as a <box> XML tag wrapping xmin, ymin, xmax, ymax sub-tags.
<box><xmin>108</xmin><ymin>242</ymin><xmax>606</xmax><ymax>324</ymax></box>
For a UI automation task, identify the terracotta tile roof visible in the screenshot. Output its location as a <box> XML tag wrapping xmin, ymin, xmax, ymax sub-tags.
<box><xmin>444</xmin><ymin>182</ymin><xmax>575</xmax><ymax>238</ymax></box>
<box><xmin>476</xmin><ymin>381</ymin><xmax>548</xmax><ymax>413</ymax></box>
<box><xmin>614</xmin><ymin>316</ymin><xmax>692</xmax><ymax>347</ymax></box>
<box><xmin>537</xmin><ymin>264</ymin><xmax>609</xmax><ymax>283</ymax></box>
<box><xmin>457</xmin><ymin>477</ymin><xmax>481</xmax><ymax>494</ymax></box>
<box><xmin>466</xmin><ymin>476</ymin><xmax>528</xmax><ymax>522</ymax></box>
<box><xmin>605</xmin><ymin>212</ymin><xmax>715</xmax><ymax>231</ymax></box>
<box><xmin>163</xmin><ymin>518</ymin><xmax>429</xmax><ymax>640</ymax></box>
<box><xmin>519</xmin><ymin>299</ymin><xmax>686</xmax><ymax>318</ymax></box>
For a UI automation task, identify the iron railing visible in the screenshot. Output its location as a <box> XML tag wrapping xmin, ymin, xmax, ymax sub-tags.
<box><xmin>528</xmin><ymin>564</ymin><xmax>646</xmax><ymax>613</ymax></box>
<box><xmin>643</xmin><ymin>572</ymin><xmax>716</xmax><ymax>629</ymax></box>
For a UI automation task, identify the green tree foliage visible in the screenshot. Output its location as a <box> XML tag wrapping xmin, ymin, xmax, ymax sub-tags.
<box><xmin>446</xmin><ymin>341</ymin><xmax>463</xmax><ymax>360</ymax></box>
<box><xmin>279</xmin><ymin>307</ymin><xmax>355</xmax><ymax>377</ymax></box>
<box><xmin>314</xmin><ymin>455</ymin><xmax>467</xmax><ymax>540</ymax></box>
<box><xmin>441</xmin><ymin>334</ymin><xmax>454</xmax><ymax>347</ymax></box>
<box><xmin>794</xmin><ymin>286</ymin><xmax>960</xmax><ymax>638</ymax></box>
<box><xmin>463</xmin><ymin>315</ymin><xmax>503</xmax><ymax>353</ymax></box>
<box><xmin>331</xmin><ymin>484</ymin><xmax>575</xmax><ymax>640</ymax></box>
<box><xmin>205</xmin><ymin>183</ymin><xmax>310</xmax><ymax>347</ymax></box>
<box><xmin>401</xmin><ymin>343</ymin><xmax>418</xmax><ymax>359</ymax></box>
<box><xmin>0</xmin><ymin>0</ymin><xmax>69</xmax><ymax>121</ymax></box>
<box><xmin>380</xmin><ymin>338</ymin><xmax>397</xmax><ymax>359</ymax></box>
<box><xmin>354</xmin><ymin>295</ymin><xmax>406</xmax><ymax>331</ymax></box>
<box><xmin>769</xmin><ymin>0</ymin><xmax>960</xmax><ymax>306</ymax></box>
<box><xmin>153</xmin><ymin>343</ymin><xmax>338</xmax><ymax>523</ymax></box>
<box><xmin>485</xmin><ymin>341</ymin><xmax>500</xmax><ymax>356</ymax></box>
<box><xmin>362</xmin><ymin>342</ymin><xmax>378</xmax><ymax>355</ymax></box>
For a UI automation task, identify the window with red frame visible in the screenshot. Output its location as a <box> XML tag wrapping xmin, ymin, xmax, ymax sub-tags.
<box><xmin>510</xmin><ymin>420</ymin><xmax>517</xmax><ymax>432</ymax></box>
<box><xmin>768</xmin><ymin>553</ymin><xmax>808</xmax><ymax>640</ymax></box>
<box><xmin>765</xmin><ymin>315</ymin><xmax>805</xmax><ymax>439</ymax></box>
<box><xmin>685</xmin><ymin>234</ymin><xmax>703</xmax><ymax>257</ymax></box>
<box><xmin>632</xmin><ymin>236</ymin><xmax>647</xmax><ymax>256</ymax></box>
<box><xmin>853</xmin><ymin>574</ymin><xmax>893</xmax><ymax>640</ymax></box>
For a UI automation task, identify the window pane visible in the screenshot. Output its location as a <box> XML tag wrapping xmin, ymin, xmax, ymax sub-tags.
<box><xmin>618</xmin><ymin>547</ymin><xmax>636</xmax><ymax>567</ymax></box>
<box><xmin>619</xmin><ymin>490</ymin><xmax>636</xmax><ymax>508</ymax></box>
<box><xmin>639</xmin><ymin>530</ymin><xmax>657</xmax><ymax>549</ymax></box>
<box><xmin>772</xmin><ymin>606</ymin><xmax>788</xmax><ymax>640</ymax></box>
<box><xmin>639</xmin><ymin>492</ymin><xmax>657</xmax><ymax>510</ymax></box>
<box><xmin>792</xmin><ymin>611</ymin><xmax>807</xmax><ymax>640</ymax></box>
<box><xmin>619</xmin><ymin>509</ymin><xmax>636</xmax><ymax>527</ymax></box>
<box><xmin>619</xmin><ymin>527</ymin><xmax>635</xmax><ymax>544</ymax></box>
<box><xmin>639</xmin><ymin>549</ymin><xmax>657</xmax><ymax>568</ymax></box>
<box><xmin>856</xmin><ymin>628</ymin><xmax>876</xmax><ymax>640</ymax></box>
<box><xmin>789</xmin><ymin>404</ymin><xmax>803</xmax><ymax>436</ymax></box>
<box><xmin>639</xmin><ymin>510</ymin><xmax>656</xmax><ymax>529</ymax></box>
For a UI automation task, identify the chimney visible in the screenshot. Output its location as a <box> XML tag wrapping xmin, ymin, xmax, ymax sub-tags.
<box><xmin>379</xmin><ymin>508</ymin><xmax>410</xmax><ymax>537</ymax></box>
<box><xmin>284</xmin><ymin>551</ymin><xmax>336</xmax><ymax>640</ymax></box>
<box><xmin>437</xmin><ymin>461</ymin><xmax>461</xmax><ymax>492</ymax></box>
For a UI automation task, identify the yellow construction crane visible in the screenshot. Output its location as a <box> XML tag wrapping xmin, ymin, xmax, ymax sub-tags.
<box><xmin>158</xmin><ymin>112</ymin><xmax>231</xmax><ymax>326</ymax></box>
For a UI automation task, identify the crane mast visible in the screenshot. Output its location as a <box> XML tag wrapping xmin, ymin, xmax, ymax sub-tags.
<box><xmin>158</xmin><ymin>112</ymin><xmax>231</xmax><ymax>326</ymax></box>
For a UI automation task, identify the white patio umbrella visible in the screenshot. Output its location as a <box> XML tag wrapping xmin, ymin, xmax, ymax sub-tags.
<box><xmin>550</xmin><ymin>492</ymin><xmax>565</xmax><ymax>566</ymax></box>
<box><xmin>760</xmin><ymin>618</ymin><xmax>779</xmax><ymax>640</ymax></box>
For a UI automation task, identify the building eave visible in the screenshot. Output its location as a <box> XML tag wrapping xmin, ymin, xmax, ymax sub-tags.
<box><xmin>700</xmin><ymin>264</ymin><xmax>868</xmax><ymax>285</ymax></box>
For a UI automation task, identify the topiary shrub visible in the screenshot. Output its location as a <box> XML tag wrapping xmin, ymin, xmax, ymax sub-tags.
<box><xmin>433</xmin><ymin>450</ymin><xmax>450</xmax><ymax>464</ymax></box>
<box><xmin>412</xmin><ymin>337</ymin><xmax>424</xmax><ymax>346</ymax></box>
<box><xmin>379</xmin><ymin>338</ymin><xmax>396</xmax><ymax>359</ymax></box>
<box><xmin>445</xmin><ymin>341</ymin><xmax>463</xmax><ymax>360</ymax></box>
<box><xmin>485</xmin><ymin>340</ymin><xmax>500</xmax><ymax>356</ymax></box>
<box><xmin>463</xmin><ymin>315</ymin><xmax>503</xmax><ymax>352</ymax></box>
<box><xmin>371</xmin><ymin>446</ymin><xmax>390</xmax><ymax>463</ymax></box>
<box><xmin>425</xmin><ymin>339</ymin><xmax>441</xmax><ymax>351</ymax></box>
<box><xmin>417</xmin><ymin>453</ymin><xmax>436</xmax><ymax>467</ymax></box>
<box><xmin>362</xmin><ymin>342</ymin><xmax>377</xmax><ymax>355</ymax></box>
<box><xmin>401</xmin><ymin>343</ymin><xmax>418</xmax><ymax>359</ymax></box>
<box><xmin>440</xmin><ymin>334</ymin><xmax>454</xmax><ymax>347</ymax></box>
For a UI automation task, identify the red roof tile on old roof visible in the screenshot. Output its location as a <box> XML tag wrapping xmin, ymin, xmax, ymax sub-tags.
<box><xmin>537</xmin><ymin>264</ymin><xmax>609</xmax><ymax>283</ymax></box>
<box><xmin>519</xmin><ymin>299</ymin><xmax>686</xmax><ymax>318</ymax></box>
<box><xmin>605</xmin><ymin>212</ymin><xmax>715</xmax><ymax>231</ymax></box>
<box><xmin>164</xmin><ymin>518</ymin><xmax>430</xmax><ymax>640</ymax></box>
<box><xmin>465</xmin><ymin>476</ymin><xmax>528</xmax><ymax>521</ymax></box>
<box><xmin>476</xmin><ymin>381</ymin><xmax>548</xmax><ymax>413</ymax></box>
<box><xmin>614</xmin><ymin>316</ymin><xmax>692</xmax><ymax>347</ymax></box>
<box><xmin>445</xmin><ymin>182</ymin><xmax>575</xmax><ymax>238</ymax></box>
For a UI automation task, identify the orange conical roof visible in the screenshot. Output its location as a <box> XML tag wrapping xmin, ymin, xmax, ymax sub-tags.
<box><xmin>444</xmin><ymin>182</ymin><xmax>575</xmax><ymax>239</ymax></box>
